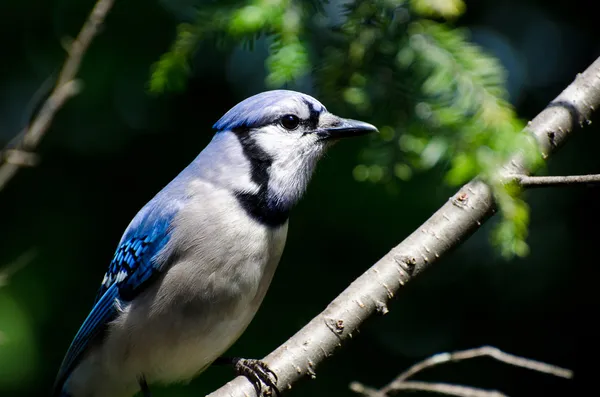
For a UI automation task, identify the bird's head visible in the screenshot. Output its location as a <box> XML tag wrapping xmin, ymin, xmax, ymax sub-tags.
<box><xmin>214</xmin><ymin>89</ymin><xmax>376</xmax><ymax>155</ymax></box>
<box><xmin>204</xmin><ymin>90</ymin><xmax>377</xmax><ymax>225</ymax></box>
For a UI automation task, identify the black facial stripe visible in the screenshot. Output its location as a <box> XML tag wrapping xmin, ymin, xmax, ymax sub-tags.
<box><xmin>302</xmin><ymin>99</ymin><xmax>321</xmax><ymax>130</ymax></box>
<box><xmin>232</xmin><ymin>128</ymin><xmax>289</xmax><ymax>227</ymax></box>
<box><xmin>234</xmin><ymin>128</ymin><xmax>272</xmax><ymax>187</ymax></box>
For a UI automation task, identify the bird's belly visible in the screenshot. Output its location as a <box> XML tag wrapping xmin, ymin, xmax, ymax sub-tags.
<box><xmin>106</xmin><ymin>222</ymin><xmax>288</xmax><ymax>385</ymax></box>
<box><xmin>67</xmin><ymin>284</ymin><xmax>263</xmax><ymax>397</ymax></box>
<box><xmin>107</xmin><ymin>271</ymin><xmax>266</xmax><ymax>385</ymax></box>
<box><xmin>140</xmin><ymin>298</ymin><xmax>259</xmax><ymax>383</ymax></box>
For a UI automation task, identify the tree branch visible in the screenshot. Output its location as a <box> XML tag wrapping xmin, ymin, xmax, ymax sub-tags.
<box><xmin>0</xmin><ymin>0</ymin><xmax>115</xmax><ymax>191</ymax></box>
<box><xmin>206</xmin><ymin>56</ymin><xmax>600</xmax><ymax>397</ymax></box>
<box><xmin>349</xmin><ymin>346</ymin><xmax>571</xmax><ymax>397</ymax></box>
<box><xmin>390</xmin><ymin>346</ymin><xmax>573</xmax><ymax>383</ymax></box>
<box><xmin>351</xmin><ymin>380</ymin><xmax>508</xmax><ymax>397</ymax></box>
<box><xmin>515</xmin><ymin>174</ymin><xmax>600</xmax><ymax>187</ymax></box>
<box><xmin>0</xmin><ymin>250</ymin><xmax>37</xmax><ymax>289</ymax></box>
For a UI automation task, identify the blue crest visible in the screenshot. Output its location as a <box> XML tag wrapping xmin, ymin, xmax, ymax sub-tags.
<box><xmin>213</xmin><ymin>90</ymin><xmax>326</xmax><ymax>132</ymax></box>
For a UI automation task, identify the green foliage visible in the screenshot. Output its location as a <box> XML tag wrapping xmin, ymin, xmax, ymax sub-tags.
<box><xmin>149</xmin><ymin>0</ymin><xmax>309</xmax><ymax>93</ymax></box>
<box><xmin>318</xmin><ymin>0</ymin><xmax>542</xmax><ymax>257</ymax></box>
<box><xmin>410</xmin><ymin>0</ymin><xmax>465</xmax><ymax>19</ymax></box>
<box><xmin>150</xmin><ymin>0</ymin><xmax>544</xmax><ymax>257</ymax></box>
<box><xmin>491</xmin><ymin>181</ymin><xmax>530</xmax><ymax>257</ymax></box>
<box><xmin>149</xmin><ymin>23</ymin><xmax>198</xmax><ymax>93</ymax></box>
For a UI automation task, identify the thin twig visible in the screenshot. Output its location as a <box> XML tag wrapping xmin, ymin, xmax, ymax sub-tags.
<box><xmin>392</xmin><ymin>346</ymin><xmax>573</xmax><ymax>383</ymax></box>
<box><xmin>0</xmin><ymin>0</ymin><xmax>115</xmax><ymax>192</ymax></box>
<box><xmin>386</xmin><ymin>381</ymin><xmax>506</xmax><ymax>397</ymax></box>
<box><xmin>350</xmin><ymin>346</ymin><xmax>572</xmax><ymax>397</ymax></box>
<box><xmin>515</xmin><ymin>174</ymin><xmax>600</xmax><ymax>187</ymax></box>
<box><xmin>349</xmin><ymin>381</ymin><xmax>386</xmax><ymax>397</ymax></box>
<box><xmin>352</xmin><ymin>380</ymin><xmax>507</xmax><ymax>397</ymax></box>
<box><xmin>0</xmin><ymin>250</ymin><xmax>37</xmax><ymax>288</ymax></box>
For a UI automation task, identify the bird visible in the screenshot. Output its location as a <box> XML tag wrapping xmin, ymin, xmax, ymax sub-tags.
<box><xmin>53</xmin><ymin>89</ymin><xmax>377</xmax><ymax>397</ymax></box>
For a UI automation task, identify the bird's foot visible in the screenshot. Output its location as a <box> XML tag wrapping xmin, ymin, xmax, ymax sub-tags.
<box><xmin>138</xmin><ymin>375</ymin><xmax>151</xmax><ymax>397</ymax></box>
<box><xmin>232</xmin><ymin>358</ymin><xmax>279</xmax><ymax>396</ymax></box>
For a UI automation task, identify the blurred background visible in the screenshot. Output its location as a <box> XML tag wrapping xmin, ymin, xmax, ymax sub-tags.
<box><xmin>0</xmin><ymin>0</ymin><xmax>598</xmax><ymax>396</ymax></box>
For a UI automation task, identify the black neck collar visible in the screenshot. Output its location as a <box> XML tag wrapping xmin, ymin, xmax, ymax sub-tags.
<box><xmin>232</xmin><ymin>128</ymin><xmax>290</xmax><ymax>227</ymax></box>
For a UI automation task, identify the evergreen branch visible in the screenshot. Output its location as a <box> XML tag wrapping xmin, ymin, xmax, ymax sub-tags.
<box><xmin>149</xmin><ymin>22</ymin><xmax>202</xmax><ymax>93</ymax></box>
<box><xmin>410</xmin><ymin>0</ymin><xmax>466</xmax><ymax>19</ymax></box>
<box><xmin>150</xmin><ymin>0</ymin><xmax>310</xmax><ymax>93</ymax></box>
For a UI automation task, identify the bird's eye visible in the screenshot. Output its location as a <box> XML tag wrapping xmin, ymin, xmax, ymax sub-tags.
<box><xmin>280</xmin><ymin>114</ymin><xmax>300</xmax><ymax>130</ymax></box>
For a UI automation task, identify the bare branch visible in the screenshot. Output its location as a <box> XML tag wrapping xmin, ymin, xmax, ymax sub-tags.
<box><xmin>0</xmin><ymin>0</ymin><xmax>115</xmax><ymax>192</ymax></box>
<box><xmin>353</xmin><ymin>380</ymin><xmax>508</xmax><ymax>397</ymax></box>
<box><xmin>2</xmin><ymin>149</ymin><xmax>39</xmax><ymax>167</ymax></box>
<box><xmin>0</xmin><ymin>250</ymin><xmax>37</xmax><ymax>288</ymax></box>
<box><xmin>515</xmin><ymin>174</ymin><xmax>600</xmax><ymax>187</ymax></box>
<box><xmin>391</xmin><ymin>382</ymin><xmax>506</xmax><ymax>397</ymax></box>
<box><xmin>350</xmin><ymin>346</ymin><xmax>571</xmax><ymax>397</ymax></box>
<box><xmin>206</xmin><ymin>57</ymin><xmax>600</xmax><ymax>397</ymax></box>
<box><xmin>391</xmin><ymin>346</ymin><xmax>573</xmax><ymax>384</ymax></box>
<box><xmin>349</xmin><ymin>382</ymin><xmax>386</xmax><ymax>397</ymax></box>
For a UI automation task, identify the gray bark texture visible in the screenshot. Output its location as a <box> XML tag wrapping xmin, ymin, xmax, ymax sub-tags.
<box><xmin>516</xmin><ymin>174</ymin><xmax>600</xmax><ymax>187</ymax></box>
<box><xmin>207</xmin><ymin>56</ymin><xmax>600</xmax><ymax>397</ymax></box>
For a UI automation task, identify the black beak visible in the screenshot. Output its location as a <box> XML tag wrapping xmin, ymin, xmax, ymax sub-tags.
<box><xmin>317</xmin><ymin>118</ymin><xmax>378</xmax><ymax>140</ymax></box>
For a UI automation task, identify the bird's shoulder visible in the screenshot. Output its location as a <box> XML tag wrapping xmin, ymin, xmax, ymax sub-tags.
<box><xmin>95</xmin><ymin>192</ymin><xmax>185</xmax><ymax>301</ymax></box>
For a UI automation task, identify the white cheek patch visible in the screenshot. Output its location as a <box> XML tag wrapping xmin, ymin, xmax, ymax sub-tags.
<box><xmin>253</xmin><ymin>126</ymin><xmax>299</xmax><ymax>159</ymax></box>
<box><xmin>252</xmin><ymin>126</ymin><xmax>324</xmax><ymax>206</ymax></box>
<box><xmin>244</xmin><ymin>94</ymin><xmax>329</xmax><ymax>207</ymax></box>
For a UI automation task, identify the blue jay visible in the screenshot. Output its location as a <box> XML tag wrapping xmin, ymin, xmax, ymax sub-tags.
<box><xmin>54</xmin><ymin>90</ymin><xmax>377</xmax><ymax>397</ymax></box>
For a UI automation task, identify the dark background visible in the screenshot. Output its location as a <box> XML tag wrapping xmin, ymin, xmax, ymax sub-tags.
<box><xmin>0</xmin><ymin>0</ymin><xmax>598</xmax><ymax>396</ymax></box>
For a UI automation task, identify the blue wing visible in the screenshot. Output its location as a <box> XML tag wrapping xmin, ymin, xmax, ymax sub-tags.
<box><xmin>53</xmin><ymin>284</ymin><xmax>120</xmax><ymax>393</ymax></box>
<box><xmin>94</xmin><ymin>233</ymin><xmax>164</xmax><ymax>302</ymax></box>
<box><xmin>53</xmin><ymin>201</ymin><xmax>180</xmax><ymax>395</ymax></box>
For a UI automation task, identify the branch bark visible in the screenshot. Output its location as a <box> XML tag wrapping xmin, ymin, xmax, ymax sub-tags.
<box><xmin>350</xmin><ymin>346</ymin><xmax>572</xmax><ymax>397</ymax></box>
<box><xmin>0</xmin><ymin>0</ymin><xmax>115</xmax><ymax>191</ymax></box>
<box><xmin>207</xmin><ymin>57</ymin><xmax>600</xmax><ymax>397</ymax></box>
<box><xmin>516</xmin><ymin>174</ymin><xmax>600</xmax><ymax>187</ymax></box>
<box><xmin>389</xmin><ymin>346</ymin><xmax>573</xmax><ymax>382</ymax></box>
<box><xmin>352</xmin><ymin>380</ymin><xmax>508</xmax><ymax>397</ymax></box>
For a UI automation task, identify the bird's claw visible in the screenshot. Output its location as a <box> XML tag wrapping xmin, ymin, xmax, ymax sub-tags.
<box><xmin>233</xmin><ymin>358</ymin><xmax>279</xmax><ymax>396</ymax></box>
